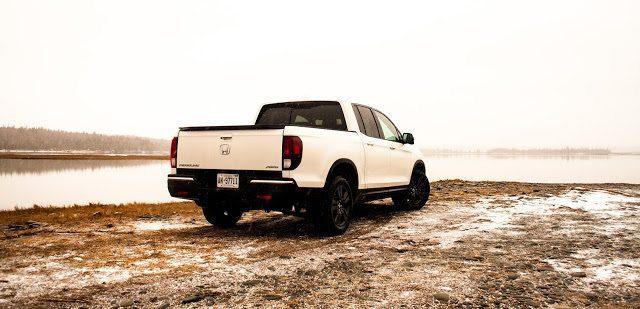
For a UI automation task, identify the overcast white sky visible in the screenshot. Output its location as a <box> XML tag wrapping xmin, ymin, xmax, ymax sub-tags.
<box><xmin>1</xmin><ymin>0</ymin><xmax>639</xmax><ymax>150</ymax></box>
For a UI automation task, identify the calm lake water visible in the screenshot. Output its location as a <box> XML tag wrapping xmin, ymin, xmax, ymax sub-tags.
<box><xmin>0</xmin><ymin>159</ymin><xmax>179</xmax><ymax>210</ymax></box>
<box><xmin>425</xmin><ymin>154</ymin><xmax>640</xmax><ymax>183</ymax></box>
<box><xmin>0</xmin><ymin>155</ymin><xmax>639</xmax><ymax>210</ymax></box>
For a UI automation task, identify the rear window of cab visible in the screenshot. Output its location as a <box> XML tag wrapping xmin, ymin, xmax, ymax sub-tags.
<box><xmin>256</xmin><ymin>101</ymin><xmax>347</xmax><ymax>131</ymax></box>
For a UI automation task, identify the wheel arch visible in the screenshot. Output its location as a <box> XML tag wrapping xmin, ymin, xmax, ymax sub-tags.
<box><xmin>325</xmin><ymin>158</ymin><xmax>359</xmax><ymax>192</ymax></box>
<box><xmin>412</xmin><ymin>159</ymin><xmax>426</xmax><ymax>174</ymax></box>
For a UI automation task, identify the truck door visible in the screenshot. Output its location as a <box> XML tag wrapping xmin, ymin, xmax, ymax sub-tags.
<box><xmin>353</xmin><ymin>105</ymin><xmax>390</xmax><ymax>189</ymax></box>
<box><xmin>372</xmin><ymin>110</ymin><xmax>413</xmax><ymax>187</ymax></box>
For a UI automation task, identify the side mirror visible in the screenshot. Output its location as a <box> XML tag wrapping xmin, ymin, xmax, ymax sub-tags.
<box><xmin>402</xmin><ymin>133</ymin><xmax>414</xmax><ymax>145</ymax></box>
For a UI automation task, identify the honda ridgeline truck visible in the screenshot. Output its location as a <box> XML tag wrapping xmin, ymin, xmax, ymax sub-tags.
<box><xmin>168</xmin><ymin>101</ymin><xmax>429</xmax><ymax>235</ymax></box>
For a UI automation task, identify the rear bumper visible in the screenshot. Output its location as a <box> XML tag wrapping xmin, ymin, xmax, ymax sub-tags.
<box><xmin>167</xmin><ymin>170</ymin><xmax>308</xmax><ymax>209</ymax></box>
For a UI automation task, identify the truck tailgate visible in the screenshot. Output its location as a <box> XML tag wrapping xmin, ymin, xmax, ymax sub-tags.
<box><xmin>177</xmin><ymin>128</ymin><xmax>283</xmax><ymax>171</ymax></box>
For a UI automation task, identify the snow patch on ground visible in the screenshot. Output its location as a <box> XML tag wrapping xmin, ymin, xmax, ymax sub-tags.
<box><xmin>3</xmin><ymin>260</ymin><xmax>134</xmax><ymax>300</ymax></box>
<box><xmin>544</xmin><ymin>259</ymin><xmax>583</xmax><ymax>274</ymax></box>
<box><xmin>91</xmin><ymin>267</ymin><xmax>133</xmax><ymax>283</ymax></box>
<box><xmin>134</xmin><ymin>220</ymin><xmax>200</xmax><ymax>231</ymax></box>
<box><xmin>432</xmin><ymin>199</ymin><xmax>522</xmax><ymax>248</ymax></box>
<box><xmin>587</xmin><ymin>259</ymin><xmax>640</xmax><ymax>282</ymax></box>
<box><xmin>547</xmin><ymin>247</ymin><xmax>640</xmax><ymax>285</ymax></box>
<box><xmin>545</xmin><ymin>257</ymin><xmax>640</xmax><ymax>284</ymax></box>
<box><xmin>546</xmin><ymin>189</ymin><xmax>637</xmax><ymax>217</ymax></box>
<box><xmin>431</xmin><ymin>189</ymin><xmax>640</xmax><ymax>248</ymax></box>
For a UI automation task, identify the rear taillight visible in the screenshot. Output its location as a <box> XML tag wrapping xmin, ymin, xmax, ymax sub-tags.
<box><xmin>282</xmin><ymin>136</ymin><xmax>302</xmax><ymax>170</ymax></box>
<box><xmin>170</xmin><ymin>136</ymin><xmax>178</xmax><ymax>168</ymax></box>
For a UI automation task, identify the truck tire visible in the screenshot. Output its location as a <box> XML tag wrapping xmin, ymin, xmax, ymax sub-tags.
<box><xmin>314</xmin><ymin>176</ymin><xmax>353</xmax><ymax>235</ymax></box>
<box><xmin>201</xmin><ymin>201</ymin><xmax>243</xmax><ymax>228</ymax></box>
<box><xmin>392</xmin><ymin>170</ymin><xmax>430</xmax><ymax>210</ymax></box>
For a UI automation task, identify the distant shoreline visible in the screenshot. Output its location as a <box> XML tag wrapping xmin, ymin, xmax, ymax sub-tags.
<box><xmin>0</xmin><ymin>152</ymin><xmax>168</xmax><ymax>160</ymax></box>
<box><xmin>419</xmin><ymin>147</ymin><xmax>640</xmax><ymax>156</ymax></box>
<box><xmin>422</xmin><ymin>152</ymin><xmax>639</xmax><ymax>156</ymax></box>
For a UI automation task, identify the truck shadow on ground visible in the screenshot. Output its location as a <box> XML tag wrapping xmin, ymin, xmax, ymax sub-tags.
<box><xmin>172</xmin><ymin>200</ymin><xmax>405</xmax><ymax>239</ymax></box>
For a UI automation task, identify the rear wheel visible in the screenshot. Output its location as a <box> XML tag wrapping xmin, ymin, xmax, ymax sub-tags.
<box><xmin>201</xmin><ymin>201</ymin><xmax>243</xmax><ymax>227</ymax></box>
<box><xmin>314</xmin><ymin>176</ymin><xmax>353</xmax><ymax>235</ymax></box>
<box><xmin>393</xmin><ymin>170</ymin><xmax>430</xmax><ymax>210</ymax></box>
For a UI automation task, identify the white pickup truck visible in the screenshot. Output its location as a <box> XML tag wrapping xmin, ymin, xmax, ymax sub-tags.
<box><xmin>168</xmin><ymin>101</ymin><xmax>429</xmax><ymax>235</ymax></box>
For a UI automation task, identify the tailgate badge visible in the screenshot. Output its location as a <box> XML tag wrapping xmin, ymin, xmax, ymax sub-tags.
<box><xmin>220</xmin><ymin>144</ymin><xmax>230</xmax><ymax>155</ymax></box>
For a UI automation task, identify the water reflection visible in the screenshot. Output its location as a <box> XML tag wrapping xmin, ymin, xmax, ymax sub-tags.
<box><xmin>485</xmin><ymin>154</ymin><xmax>609</xmax><ymax>161</ymax></box>
<box><xmin>0</xmin><ymin>159</ymin><xmax>178</xmax><ymax>210</ymax></box>
<box><xmin>0</xmin><ymin>159</ymin><xmax>158</xmax><ymax>175</ymax></box>
<box><xmin>424</xmin><ymin>154</ymin><xmax>640</xmax><ymax>184</ymax></box>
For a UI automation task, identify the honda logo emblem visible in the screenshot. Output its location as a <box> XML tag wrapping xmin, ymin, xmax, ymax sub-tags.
<box><xmin>220</xmin><ymin>144</ymin><xmax>230</xmax><ymax>155</ymax></box>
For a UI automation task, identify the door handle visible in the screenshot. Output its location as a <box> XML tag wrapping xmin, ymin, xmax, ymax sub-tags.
<box><xmin>366</xmin><ymin>143</ymin><xmax>374</xmax><ymax>146</ymax></box>
<box><xmin>389</xmin><ymin>146</ymin><xmax>396</xmax><ymax>150</ymax></box>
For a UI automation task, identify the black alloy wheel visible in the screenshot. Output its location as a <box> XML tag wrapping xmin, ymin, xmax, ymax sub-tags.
<box><xmin>315</xmin><ymin>176</ymin><xmax>353</xmax><ymax>235</ymax></box>
<box><xmin>331</xmin><ymin>180</ymin><xmax>352</xmax><ymax>230</ymax></box>
<box><xmin>393</xmin><ymin>170</ymin><xmax>430</xmax><ymax>210</ymax></box>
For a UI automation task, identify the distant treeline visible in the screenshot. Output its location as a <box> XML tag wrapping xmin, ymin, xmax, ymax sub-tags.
<box><xmin>486</xmin><ymin>148</ymin><xmax>611</xmax><ymax>155</ymax></box>
<box><xmin>421</xmin><ymin>148</ymin><xmax>484</xmax><ymax>155</ymax></box>
<box><xmin>0</xmin><ymin>126</ymin><xmax>169</xmax><ymax>153</ymax></box>
<box><xmin>422</xmin><ymin>147</ymin><xmax>611</xmax><ymax>155</ymax></box>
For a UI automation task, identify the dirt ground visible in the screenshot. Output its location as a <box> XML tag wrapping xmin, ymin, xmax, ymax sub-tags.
<box><xmin>1</xmin><ymin>180</ymin><xmax>639</xmax><ymax>308</ymax></box>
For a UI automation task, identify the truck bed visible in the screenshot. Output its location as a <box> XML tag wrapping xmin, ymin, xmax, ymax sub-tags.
<box><xmin>179</xmin><ymin>124</ymin><xmax>285</xmax><ymax>131</ymax></box>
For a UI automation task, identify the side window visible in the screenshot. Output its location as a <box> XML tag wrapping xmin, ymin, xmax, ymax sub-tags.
<box><xmin>352</xmin><ymin>105</ymin><xmax>365</xmax><ymax>133</ymax></box>
<box><xmin>356</xmin><ymin>106</ymin><xmax>381</xmax><ymax>138</ymax></box>
<box><xmin>373</xmin><ymin>110</ymin><xmax>401</xmax><ymax>142</ymax></box>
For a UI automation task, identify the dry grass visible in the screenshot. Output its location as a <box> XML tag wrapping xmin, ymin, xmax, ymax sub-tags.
<box><xmin>430</xmin><ymin>179</ymin><xmax>567</xmax><ymax>202</ymax></box>
<box><xmin>0</xmin><ymin>201</ymin><xmax>197</xmax><ymax>225</ymax></box>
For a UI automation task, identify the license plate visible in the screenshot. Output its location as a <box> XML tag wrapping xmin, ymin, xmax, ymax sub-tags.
<box><xmin>217</xmin><ymin>173</ymin><xmax>239</xmax><ymax>189</ymax></box>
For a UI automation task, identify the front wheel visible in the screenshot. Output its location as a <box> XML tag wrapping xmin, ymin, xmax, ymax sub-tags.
<box><xmin>393</xmin><ymin>170</ymin><xmax>430</xmax><ymax>210</ymax></box>
<box><xmin>314</xmin><ymin>176</ymin><xmax>354</xmax><ymax>235</ymax></box>
<box><xmin>201</xmin><ymin>201</ymin><xmax>243</xmax><ymax>228</ymax></box>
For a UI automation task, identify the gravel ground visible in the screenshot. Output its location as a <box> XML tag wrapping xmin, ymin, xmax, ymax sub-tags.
<box><xmin>1</xmin><ymin>180</ymin><xmax>639</xmax><ymax>308</ymax></box>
